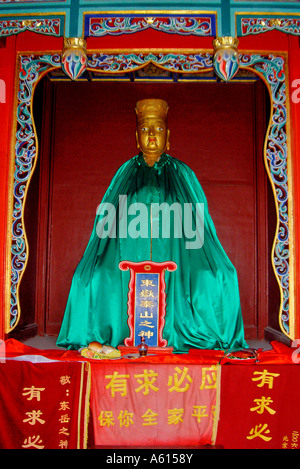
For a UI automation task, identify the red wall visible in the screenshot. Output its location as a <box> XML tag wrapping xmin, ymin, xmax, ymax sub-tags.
<box><xmin>30</xmin><ymin>79</ymin><xmax>265</xmax><ymax>338</ymax></box>
<box><xmin>1</xmin><ymin>29</ymin><xmax>300</xmax><ymax>340</ymax></box>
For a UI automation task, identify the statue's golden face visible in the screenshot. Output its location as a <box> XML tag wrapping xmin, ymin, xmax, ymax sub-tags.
<box><xmin>136</xmin><ymin>116</ymin><xmax>170</xmax><ymax>162</ymax></box>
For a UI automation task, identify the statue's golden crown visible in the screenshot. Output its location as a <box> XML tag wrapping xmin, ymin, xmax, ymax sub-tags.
<box><xmin>135</xmin><ymin>99</ymin><xmax>169</xmax><ymax>121</ymax></box>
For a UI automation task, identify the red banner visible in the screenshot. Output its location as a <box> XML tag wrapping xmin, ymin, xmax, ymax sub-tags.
<box><xmin>90</xmin><ymin>362</ymin><xmax>220</xmax><ymax>447</ymax></box>
<box><xmin>0</xmin><ymin>359</ymin><xmax>90</xmax><ymax>449</ymax></box>
<box><xmin>216</xmin><ymin>364</ymin><xmax>300</xmax><ymax>449</ymax></box>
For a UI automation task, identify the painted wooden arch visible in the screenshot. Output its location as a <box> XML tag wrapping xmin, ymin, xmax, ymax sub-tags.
<box><xmin>6</xmin><ymin>48</ymin><xmax>294</xmax><ymax>341</ymax></box>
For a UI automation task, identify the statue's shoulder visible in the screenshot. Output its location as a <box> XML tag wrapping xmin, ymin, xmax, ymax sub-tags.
<box><xmin>167</xmin><ymin>154</ymin><xmax>196</xmax><ymax>175</ymax></box>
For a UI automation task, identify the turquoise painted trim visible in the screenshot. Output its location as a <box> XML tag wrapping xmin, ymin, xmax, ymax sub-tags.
<box><xmin>79</xmin><ymin>6</ymin><xmax>222</xmax><ymax>38</ymax></box>
<box><xmin>0</xmin><ymin>2</ymin><xmax>223</xmax><ymax>38</ymax></box>
<box><xmin>82</xmin><ymin>12</ymin><xmax>217</xmax><ymax>37</ymax></box>
<box><xmin>235</xmin><ymin>11</ymin><xmax>300</xmax><ymax>37</ymax></box>
<box><xmin>221</xmin><ymin>0</ymin><xmax>231</xmax><ymax>36</ymax></box>
<box><xmin>230</xmin><ymin>0</ymin><xmax>300</xmax><ymax>8</ymax></box>
<box><xmin>0</xmin><ymin>12</ymin><xmax>66</xmax><ymax>36</ymax></box>
<box><xmin>1</xmin><ymin>1</ymin><xmax>300</xmax><ymax>41</ymax></box>
<box><xmin>0</xmin><ymin>7</ymin><xmax>70</xmax><ymax>15</ymax></box>
<box><xmin>215</xmin><ymin>6</ymin><xmax>223</xmax><ymax>36</ymax></box>
<box><xmin>68</xmin><ymin>0</ymin><xmax>80</xmax><ymax>36</ymax></box>
<box><xmin>80</xmin><ymin>0</ymin><xmax>222</xmax><ymax>5</ymax></box>
<box><xmin>0</xmin><ymin>1</ymin><xmax>71</xmax><ymax>10</ymax></box>
<box><xmin>0</xmin><ymin>0</ymin><xmax>72</xmax><ymax>34</ymax></box>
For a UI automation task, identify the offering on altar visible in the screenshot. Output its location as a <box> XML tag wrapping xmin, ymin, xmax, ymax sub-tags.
<box><xmin>80</xmin><ymin>341</ymin><xmax>121</xmax><ymax>359</ymax></box>
<box><xmin>138</xmin><ymin>336</ymin><xmax>148</xmax><ymax>356</ymax></box>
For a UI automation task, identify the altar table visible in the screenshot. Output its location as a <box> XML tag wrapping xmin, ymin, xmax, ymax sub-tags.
<box><xmin>0</xmin><ymin>339</ymin><xmax>299</xmax><ymax>449</ymax></box>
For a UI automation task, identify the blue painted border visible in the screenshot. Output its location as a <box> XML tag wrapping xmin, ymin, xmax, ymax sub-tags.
<box><xmin>84</xmin><ymin>13</ymin><xmax>217</xmax><ymax>37</ymax></box>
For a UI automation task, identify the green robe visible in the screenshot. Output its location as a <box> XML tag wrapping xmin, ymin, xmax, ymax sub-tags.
<box><xmin>57</xmin><ymin>153</ymin><xmax>247</xmax><ymax>352</ymax></box>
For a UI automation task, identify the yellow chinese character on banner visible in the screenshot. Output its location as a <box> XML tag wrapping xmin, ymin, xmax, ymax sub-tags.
<box><xmin>140</xmin><ymin>289</ymin><xmax>155</xmax><ymax>298</ymax></box>
<box><xmin>59</xmin><ymin>427</ymin><xmax>70</xmax><ymax>436</ymax></box>
<box><xmin>105</xmin><ymin>371</ymin><xmax>130</xmax><ymax>397</ymax></box>
<box><xmin>59</xmin><ymin>440</ymin><xmax>68</xmax><ymax>449</ymax></box>
<box><xmin>134</xmin><ymin>369</ymin><xmax>159</xmax><ymax>395</ymax></box>
<box><xmin>118</xmin><ymin>410</ymin><xmax>134</xmax><ymax>427</ymax></box>
<box><xmin>192</xmin><ymin>405</ymin><xmax>209</xmax><ymax>423</ymax></box>
<box><xmin>22</xmin><ymin>386</ymin><xmax>45</xmax><ymax>402</ymax></box>
<box><xmin>140</xmin><ymin>300</ymin><xmax>155</xmax><ymax>308</ymax></box>
<box><xmin>141</xmin><ymin>280</ymin><xmax>155</xmax><ymax>287</ymax></box>
<box><xmin>142</xmin><ymin>409</ymin><xmax>158</xmax><ymax>426</ymax></box>
<box><xmin>22</xmin><ymin>435</ymin><xmax>44</xmax><ymax>449</ymax></box>
<box><xmin>59</xmin><ymin>401</ymin><xmax>70</xmax><ymax>411</ymax></box>
<box><xmin>138</xmin><ymin>330</ymin><xmax>154</xmax><ymax>340</ymax></box>
<box><xmin>168</xmin><ymin>408</ymin><xmax>184</xmax><ymax>425</ymax></box>
<box><xmin>59</xmin><ymin>414</ymin><xmax>70</xmax><ymax>424</ymax></box>
<box><xmin>250</xmin><ymin>396</ymin><xmax>276</xmax><ymax>415</ymax></box>
<box><xmin>98</xmin><ymin>410</ymin><xmax>114</xmax><ymax>427</ymax></box>
<box><xmin>291</xmin><ymin>430</ymin><xmax>299</xmax><ymax>449</ymax></box>
<box><xmin>199</xmin><ymin>366</ymin><xmax>217</xmax><ymax>390</ymax></box>
<box><xmin>168</xmin><ymin>366</ymin><xmax>192</xmax><ymax>393</ymax></box>
<box><xmin>246</xmin><ymin>423</ymin><xmax>272</xmax><ymax>442</ymax></box>
<box><xmin>140</xmin><ymin>310</ymin><xmax>153</xmax><ymax>319</ymax></box>
<box><xmin>23</xmin><ymin>410</ymin><xmax>45</xmax><ymax>426</ymax></box>
<box><xmin>252</xmin><ymin>369</ymin><xmax>280</xmax><ymax>389</ymax></box>
<box><xmin>60</xmin><ymin>375</ymin><xmax>71</xmax><ymax>386</ymax></box>
<box><xmin>282</xmin><ymin>435</ymin><xmax>289</xmax><ymax>449</ymax></box>
<box><xmin>139</xmin><ymin>320</ymin><xmax>155</xmax><ymax>328</ymax></box>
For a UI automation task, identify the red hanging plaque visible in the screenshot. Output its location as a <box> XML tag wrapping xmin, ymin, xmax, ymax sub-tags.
<box><xmin>119</xmin><ymin>260</ymin><xmax>177</xmax><ymax>352</ymax></box>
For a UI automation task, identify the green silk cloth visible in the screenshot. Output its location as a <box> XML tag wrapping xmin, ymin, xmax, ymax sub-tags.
<box><xmin>57</xmin><ymin>153</ymin><xmax>248</xmax><ymax>352</ymax></box>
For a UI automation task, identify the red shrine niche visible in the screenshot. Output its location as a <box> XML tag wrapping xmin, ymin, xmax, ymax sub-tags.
<box><xmin>3</xmin><ymin>26</ymin><xmax>296</xmax><ymax>345</ymax></box>
<box><xmin>15</xmin><ymin>69</ymin><xmax>277</xmax><ymax>342</ymax></box>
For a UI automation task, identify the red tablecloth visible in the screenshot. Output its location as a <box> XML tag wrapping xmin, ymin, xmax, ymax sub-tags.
<box><xmin>1</xmin><ymin>339</ymin><xmax>299</xmax><ymax>449</ymax></box>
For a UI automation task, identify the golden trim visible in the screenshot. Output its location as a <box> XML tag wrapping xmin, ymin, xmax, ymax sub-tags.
<box><xmin>83</xmin><ymin>362</ymin><xmax>91</xmax><ymax>450</ymax></box>
<box><xmin>63</xmin><ymin>37</ymin><xmax>87</xmax><ymax>52</ymax></box>
<box><xmin>76</xmin><ymin>361</ymin><xmax>91</xmax><ymax>449</ymax></box>
<box><xmin>77</xmin><ymin>361</ymin><xmax>85</xmax><ymax>449</ymax></box>
<box><xmin>211</xmin><ymin>365</ymin><xmax>221</xmax><ymax>445</ymax></box>
<box><xmin>213</xmin><ymin>36</ymin><xmax>239</xmax><ymax>51</ymax></box>
<box><xmin>284</xmin><ymin>52</ymin><xmax>295</xmax><ymax>340</ymax></box>
<box><xmin>5</xmin><ymin>47</ymin><xmax>295</xmax><ymax>340</ymax></box>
